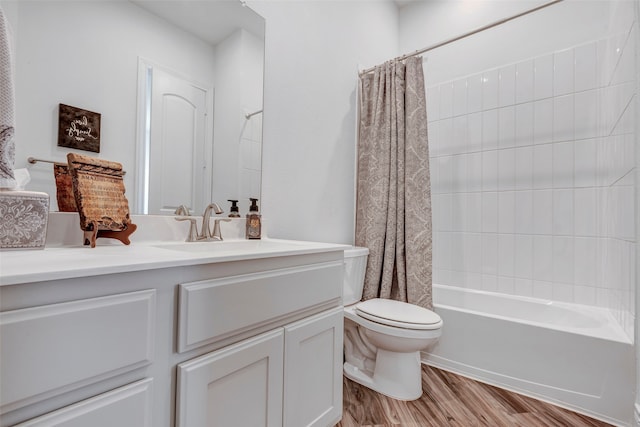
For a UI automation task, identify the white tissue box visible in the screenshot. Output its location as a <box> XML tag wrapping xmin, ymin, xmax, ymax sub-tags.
<box><xmin>0</xmin><ymin>190</ymin><xmax>50</xmax><ymax>249</ymax></box>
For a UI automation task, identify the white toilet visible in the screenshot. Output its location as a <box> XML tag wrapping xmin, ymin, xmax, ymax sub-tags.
<box><xmin>342</xmin><ymin>246</ymin><xmax>442</xmax><ymax>401</ymax></box>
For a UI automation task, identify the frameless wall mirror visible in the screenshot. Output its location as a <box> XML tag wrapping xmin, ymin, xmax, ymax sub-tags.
<box><xmin>9</xmin><ymin>0</ymin><xmax>264</xmax><ymax>215</ymax></box>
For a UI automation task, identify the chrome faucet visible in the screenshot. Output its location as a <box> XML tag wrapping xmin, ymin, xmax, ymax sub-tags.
<box><xmin>201</xmin><ymin>203</ymin><xmax>224</xmax><ymax>240</ymax></box>
<box><xmin>175</xmin><ymin>202</ymin><xmax>231</xmax><ymax>242</ymax></box>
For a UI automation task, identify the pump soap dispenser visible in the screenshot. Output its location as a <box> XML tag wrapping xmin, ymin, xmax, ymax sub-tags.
<box><xmin>227</xmin><ymin>199</ymin><xmax>240</xmax><ymax>218</ymax></box>
<box><xmin>245</xmin><ymin>198</ymin><xmax>261</xmax><ymax>239</ymax></box>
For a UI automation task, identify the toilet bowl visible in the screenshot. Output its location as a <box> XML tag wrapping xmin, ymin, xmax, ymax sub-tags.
<box><xmin>343</xmin><ymin>246</ymin><xmax>442</xmax><ymax>401</ymax></box>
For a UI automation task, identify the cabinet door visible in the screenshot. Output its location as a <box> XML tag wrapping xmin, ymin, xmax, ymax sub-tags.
<box><xmin>283</xmin><ymin>307</ymin><xmax>343</xmax><ymax>427</ymax></box>
<box><xmin>15</xmin><ymin>379</ymin><xmax>153</xmax><ymax>427</ymax></box>
<box><xmin>176</xmin><ymin>329</ymin><xmax>284</xmax><ymax>427</ymax></box>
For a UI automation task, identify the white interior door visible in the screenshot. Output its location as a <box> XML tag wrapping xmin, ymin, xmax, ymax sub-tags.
<box><xmin>147</xmin><ymin>66</ymin><xmax>210</xmax><ymax>215</ymax></box>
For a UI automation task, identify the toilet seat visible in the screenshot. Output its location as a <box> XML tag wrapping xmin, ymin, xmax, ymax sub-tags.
<box><xmin>355</xmin><ymin>298</ymin><xmax>441</xmax><ymax>330</ymax></box>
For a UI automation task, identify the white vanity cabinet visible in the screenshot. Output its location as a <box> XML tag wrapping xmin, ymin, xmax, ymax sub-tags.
<box><xmin>176</xmin><ymin>261</ymin><xmax>344</xmax><ymax>427</ymax></box>
<box><xmin>0</xmin><ymin>244</ymin><xmax>345</xmax><ymax>427</ymax></box>
<box><xmin>176</xmin><ymin>307</ymin><xmax>343</xmax><ymax>427</ymax></box>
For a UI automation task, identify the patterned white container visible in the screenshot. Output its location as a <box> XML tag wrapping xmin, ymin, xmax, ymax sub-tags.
<box><xmin>0</xmin><ymin>190</ymin><xmax>49</xmax><ymax>249</ymax></box>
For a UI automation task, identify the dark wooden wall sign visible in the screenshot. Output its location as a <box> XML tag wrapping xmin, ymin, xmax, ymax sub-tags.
<box><xmin>58</xmin><ymin>104</ymin><xmax>101</xmax><ymax>153</ymax></box>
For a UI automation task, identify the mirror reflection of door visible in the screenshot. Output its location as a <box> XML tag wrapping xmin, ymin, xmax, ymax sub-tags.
<box><xmin>138</xmin><ymin>61</ymin><xmax>212</xmax><ymax>215</ymax></box>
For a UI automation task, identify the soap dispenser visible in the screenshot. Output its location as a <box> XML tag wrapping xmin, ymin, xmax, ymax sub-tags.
<box><xmin>245</xmin><ymin>198</ymin><xmax>261</xmax><ymax>239</ymax></box>
<box><xmin>227</xmin><ymin>199</ymin><xmax>240</xmax><ymax>218</ymax></box>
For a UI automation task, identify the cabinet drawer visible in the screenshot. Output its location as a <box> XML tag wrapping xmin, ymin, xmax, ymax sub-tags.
<box><xmin>0</xmin><ymin>290</ymin><xmax>155</xmax><ymax>411</ymax></box>
<box><xmin>15</xmin><ymin>378</ymin><xmax>153</xmax><ymax>427</ymax></box>
<box><xmin>178</xmin><ymin>261</ymin><xmax>342</xmax><ymax>352</ymax></box>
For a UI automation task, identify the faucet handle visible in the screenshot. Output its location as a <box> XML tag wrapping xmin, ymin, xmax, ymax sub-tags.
<box><xmin>211</xmin><ymin>218</ymin><xmax>232</xmax><ymax>241</ymax></box>
<box><xmin>175</xmin><ymin>217</ymin><xmax>199</xmax><ymax>242</ymax></box>
<box><xmin>174</xmin><ymin>205</ymin><xmax>191</xmax><ymax>216</ymax></box>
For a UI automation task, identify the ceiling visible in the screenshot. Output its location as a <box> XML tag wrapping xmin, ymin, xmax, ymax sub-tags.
<box><xmin>131</xmin><ymin>0</ymin><xmax>265</xmax><ymax>46</ymax></box>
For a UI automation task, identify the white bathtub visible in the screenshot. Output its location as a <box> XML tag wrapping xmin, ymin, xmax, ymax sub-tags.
<box><xmin>422</xmin><ymin>284</ymin><xmax>634</xmax><ymax>426</ymax></box>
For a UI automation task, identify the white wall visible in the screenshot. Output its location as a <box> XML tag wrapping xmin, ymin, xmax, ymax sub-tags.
<box><xmin>248</xmin><ymin>0</ymin><xmax>398</xmax><ymax>244</ymax></box>
<box><xmin>7</xmin><ymin>1</ymin><xmax>216</xmax><ymax>211</ymax></box>
<box><xmin>400</xmin><ymin>0</ymin><xmax>637</xmax><ymax>337</ymax></box>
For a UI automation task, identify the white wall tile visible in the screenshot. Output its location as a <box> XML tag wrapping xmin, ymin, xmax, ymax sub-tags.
<box><xmin>452</xmin><ymin>116</ymin><xmax>468</xmax><ymax>154</ymax></box>
<box><xmin>574</xmin><ymin>90</ymin><xmax>598</xmax><ymax>140</ymax></box>
<box><xmin>532</xmin><ymin>190</ymin><xmax>553</xmax><ymax>235</ymax></box>
<box><xmin>435</xmin><ymin>231</ymin><xmax>452</xmax><ymax>270</ymax></box>
<box><xmin>498</xmin><ymin>233</ymin><xmax>515</xmax><ymax>277</ymax></box>
<box><xmin>482</xmin><ymin>274</ymin><xmax>499</xmax><ymax>292</ymax></box>
<box><xmin>534</xmin><ymin>54</ymin><xmax>553</xmax><ymax>100</ymax></box>
<box><xmin>453</xmin><ymin>78</ymin><xmax>468</xmax><ymax>116</ymax></box>
<box><xmin>467</xmin><ymin>112</ymin><xmax>482</xmax><ymax>152</ymax></box>
<box><xmin>481</xmin><ymin>234</ymin><xmax>498</xmax><ymax>275</ymax></box>
<box><xmin>553</xmin><ymin>94</ymin><xmax>574</xmax><ymax>142</ymax></box>
<box><xmin>514</xmin><ymin>146</ymin><xmax>533</xmax><ymax>190</ymax></box>
<box><xmin>440</xmin><ymin>118</ymin><xmax>454</xmax><ymax>156</ymax></box>
<box><xmin>552</xmin><ymin>141</ymin><xmax>574</xmax><ymax>188</ymax></box>
<box><xmin>574</xmin><ymin>236</ymin><xmax>598</xmax><ymax>286</ymax></box>
<box><xmin>464</xmin><ymin>233</ymin><xmax>482</xmax><ymax>273</ymax></box>
<box><xmin>451</xmin><ymin>154</ymin><xmax>467</xmax><ymax>193</ymax></box>
<box><xmin>498</xmin><ymin>191</ymin><xmax>515</xmax><ymax>234</ymax></box>
<box><xmin>514</xmin><ymin>234</ymin><xmax>533</xmax><ymax>279</ymax></box>
<box><xmin>439</xmin><ymin>82</ymin><xmax>454</xmax><ymax>119</ymax></box>
<box><xmin>498</xmin><ymin>148</ymin><xmax>516</xmax><ymax>191</ymax></box>
<box><xmin>553</xmin><ymin>236</ymin><xmax>574</xmax><ymax>284</ymax></box>
<box><xmin>515</xmin><ymin>190</ymin><xmax>534</xmax><ymax>235</ymax></box>
<box><xmin>482</xmin><ymin>191</ymin><xmax>498</xmax><ymax>232</ymax></box>
<box><xmin>533</xmin><ymin>98</ymin><xmax>553</xmax><ymax>144</ymax></box>
<box><xmin>574</xmin><ymin>138</ymin><xmax>597</xmax><ymax>187</ymax></box>
<box><xmin>427</xmin><ymin>86</ymin><xmax>440</xmax><ymax>121</ymax></box>
<box><xmin>436</xmin><ymin>155</ymin><xmax>453</xmax><ymax>193</ymax></box>
<box><xmin>466</xmin><ymin>152</ymin><xmax>483</xmax><ymax>192</ymax></box>
<box><xmin>552</xmin><ymin>188</ymin><xmax>574</xmax><ymax>236</ymax></box>
<box><xmin>450</xmin><ymin>233</ymin><xmax>464</xmax><ymax>271</ymax></box>
<box><xmin>573</xmin><ymin>285</ymin><xmax>597</xmax><ymax>306</ymax></box>
<box><xmin>532</xmin><ymin>144</ymin><xmax>553</xmax><ymax>189</ymax></box>
<box><xmin>514</xmin><ymin>278</ymin><xmax>533</xmax><ymax>297</ymax></box>
<box><xmin>553</xmin><ymin>48</ymin><xmax>574</xmax><ymax>96</ymax></box>
<box><xmin>533</xmin><ymin>235</ymin><xmax>553</xmax><ymax>282</ymax></box>
<box><xmin>467</xmin><ymin>74</ymin><xmax>483</xmax><ymax>114</ymax></box>
<box><xmin>482</xmin><ymin>69</ymin><xmax>499</xmax><ymax>110</ymax></box>
<box><xmin>515</xmin><ymin>103</ymin><xmax>534</xmax><ymax>147</ymax></box>
<box><xmin>552</xmin><ymin>282</ymin><xmax>574</xmax><ymax>303</ymax></box>
<box><xmin>438</xmin><ymin>193</ymin><xmax>453</xmax><ymax>232</ymax></box>
<box><xmin>532</xmin><ymin>280</ymin><xmax>554</xmax><ymax>300</ymax></box>
<box><xmin>499</xmin><ymin>64</ymin><xmax>516</xmax><ymax>107</ymax></box>
<box><xmin>516</xmin><ymin>59</ymin><xmax>534</xmax><ymax>104</ymax></box>
<box><xmin>482</xmin><ymin>109</ymin><xmax>499</xmax><ymax>150</ymax></box>
<box><xmin>465</xmin><ymin>193</ymin><xmax>482</xmax><ymax>232</ymax></box>
<box><xmin>482</xmin><ymin>150</ymin><xmax>498</xmax><ymax>191</ymax></box>
<box><xmin>497</xmin><ymin>276</ymin><xmax>515</xmax><ymax>295</ymax></box>
<box><xmin>574</xmin><ymin>187</ymin><xmax>597</xmax><ymax>236</ymax></box>
<box><xmin>451</xmin><ymin>192</ymin><xmax>466</xmax><ymax>231</ymax></box>
<box><xmin>498</xmin><ymin>106</ymin><xmax>516</xmax><ymax>148</ymax></box>
<box><xmin>428</xmin><ymin>121</ymin><xmax>442</xmax><ymax>156</ymax></box>
<box><xmin>574</xmin><ymin>42</ymin><xmax>598</xmax><ymax>92</ymax></box>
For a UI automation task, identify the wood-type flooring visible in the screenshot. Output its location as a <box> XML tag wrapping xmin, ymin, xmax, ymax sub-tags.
<box><xmin>337</xmin><ymin>365</ymin><xmax>613</xmax><ymax>427</ymax></box>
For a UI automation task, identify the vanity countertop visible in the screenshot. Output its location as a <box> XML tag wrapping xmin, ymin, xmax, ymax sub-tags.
<box><xmin>0</xmin><ymin>213</ymin><xmax>349</xmax><ymax>286</ymax></box>
<box><xmin>0</xmin><ymin>238</ymin><xmax>349</xmax><ymax>286</ymax></box>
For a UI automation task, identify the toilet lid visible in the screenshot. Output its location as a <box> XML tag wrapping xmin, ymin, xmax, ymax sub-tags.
<box><xmin>355</xmin><ymin>298</ymin><xmax>442</xmax><ymax>330</ymax></box>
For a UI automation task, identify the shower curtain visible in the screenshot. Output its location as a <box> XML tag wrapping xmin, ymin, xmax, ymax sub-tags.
<box><xmin>355</xmin><ymin>56</ymin><xmax>433</xmax><ymax>310</ymax></box>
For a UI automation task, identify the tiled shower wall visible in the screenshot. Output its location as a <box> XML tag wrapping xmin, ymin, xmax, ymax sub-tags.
<box><xmin>427</xmin><ymin>13</ymin><xmax>637</xmax><ymax>337</ymax></box>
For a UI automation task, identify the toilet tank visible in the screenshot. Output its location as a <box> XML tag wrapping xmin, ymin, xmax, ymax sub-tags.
<box><xmin>343</xmin><ymin>246</ymin><xmax>369</xmax><ymax>306</ymax></box>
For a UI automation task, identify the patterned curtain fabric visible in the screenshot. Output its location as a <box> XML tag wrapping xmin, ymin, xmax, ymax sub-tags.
<box><xmin>0</xmin><ymin>7</ymin><xmax>15</xmax><ymax>189</ymax></box>
<box><xmin>355</xmin><ymin>56</ymin><xmax>433</xmax><ymax>310</ymax></box>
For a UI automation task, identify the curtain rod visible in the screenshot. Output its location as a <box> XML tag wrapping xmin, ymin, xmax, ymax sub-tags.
<box><xmin>359</xmin><ymin>0</ymin><xmax>564</xmax><ymax>76</ymax></box>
